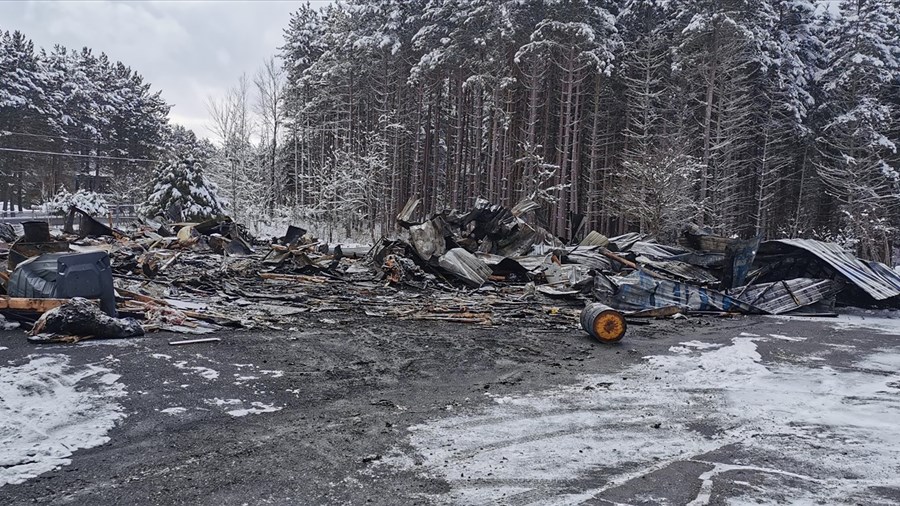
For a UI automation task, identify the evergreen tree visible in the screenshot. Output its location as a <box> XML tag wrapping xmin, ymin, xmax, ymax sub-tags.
<box><xmin>141</xmin><ymin>155</ymin><xmax>225</xmax><ymax>222</ymax></box>
<box><xmin>816</xmin><ymin>0</ymin><xmax>900</xmax><ymax>261</ymax></box>
<box><xmin>0</xmin><ymin>27</ymin><xmax>173</xmax><ymax>209</ymax></box>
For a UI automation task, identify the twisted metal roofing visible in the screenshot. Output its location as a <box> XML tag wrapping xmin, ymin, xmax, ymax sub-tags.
<box><xmin>771</xmin><ymin>239</ymin><xmax>900</xmax><ymax>301</ymax></box>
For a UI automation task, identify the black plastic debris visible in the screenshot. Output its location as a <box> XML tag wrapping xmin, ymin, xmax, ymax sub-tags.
<box><xmin>22</xmin><ymin>221</ymin><xmax>51</xmax><ymax>242</ymax></box>
<box><xmin>9</xmin><ymin>251</ymin><xmax>117</xmax><ymax>316</ymax></box>
<box><xmin>29</xmin><ymin>297</ymin><xmax>143</xmax><ymax>343</ymax></box>
<box><xmin>58</xmin><ymin>251</ymin><xmax>118</xmax><ymax>317</ymax></box>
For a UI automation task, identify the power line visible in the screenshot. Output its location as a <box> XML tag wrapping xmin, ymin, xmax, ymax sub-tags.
<box><xmin>0</xmin><ymin>146</ymin><xmax>161</xmax><ymax>163</ymax></box>
<box><xmin>0</xmin><ymin>129</ymin><xmax>99</xmax><ymax>143</ymax></box>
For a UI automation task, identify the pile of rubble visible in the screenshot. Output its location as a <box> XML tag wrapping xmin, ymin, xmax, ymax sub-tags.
<box><xmin>390</xmin><ymin>199</ymin><xmax>900</xmax><ymax>316</ymax></box>
<box><xmin>0</xmin><ymin>199</ymin><xmax>897</xmax><ymax>344</ymax></box>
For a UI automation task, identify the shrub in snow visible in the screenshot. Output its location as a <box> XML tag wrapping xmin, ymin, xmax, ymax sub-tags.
<box><xmin>71</xmin><ymin>190</ymin><xmax>109</xmax><ymax>215</ymax></box>
<box><xmin>44</xmin><ymin>186</ymin><xmax>108</xmax><ymax>215</ymax></box>
<box><xmin>44</xmin><ymin>186</ymin><xmax>73</xmax><ymax>214</ymax></box>
<box><xmin>141</xmin><ymin>157</ymin><xmax>225</xmax><ymax>222</ymax></box>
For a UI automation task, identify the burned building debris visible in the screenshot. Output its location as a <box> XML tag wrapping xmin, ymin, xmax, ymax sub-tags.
<box><xmin>0</xmin><ymin>201</ymin><xmax>897</xmax><ymax>344</ymax></box>
<box><xmin>29</xmin><ymin>297</ymin><xmax>144</xmax><ymax>343</ymax></box>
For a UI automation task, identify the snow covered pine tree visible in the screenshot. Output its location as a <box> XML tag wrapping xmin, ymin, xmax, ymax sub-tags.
<box><xmin>141</xmin><ymin>156</ymin><xmax>225</xmax><ymax>222</ymax></box>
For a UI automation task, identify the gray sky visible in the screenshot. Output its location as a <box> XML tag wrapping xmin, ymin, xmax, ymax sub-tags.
<box><xmin>0</xmin><ymin>0</ymin><xmax>331</xmax><ymax>138</ymax></box>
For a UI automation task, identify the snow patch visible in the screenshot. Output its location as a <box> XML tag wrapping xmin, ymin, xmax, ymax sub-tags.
<box><xmin>855</xmin><ymin>350</ymin><xmax>900</xmax><ymax>373</ymax></box>
<box><xmin>75</xmin><ymin>339</ymin><xmax>137</xmax><ymax>348</ymax></box>
<box><xmin>203</xmin><ymin>398</ymin><xmax>281</xmax><ymax>417</ymax></box>
<box><xmin>206</xmin><ymin>398</ymin><xmax>242</xmax><ymax>407</ymax></box>
<box><xmin>679</xmin><ymin>340</ymin><xmax>724</xmax><ymax>349</ymax></box>
<box><xmin>0</xmin><ymin>314</ymin><xmax>19</xmax><ymax>330</ymax></box>
<box><xmin>672</xmin><ymin>341</ymin><xmax>726</xmax><ymax>353</ymax></box>
<box><xmin>829</xmin><ymin>314</ymin><xmax>900</xmax><ymax>335</ymax></box>
<box><xmin>172</xmin><ymin>361</ymin><xmax>218</xmax><ymax>380</ymax></box>
<box><xmin>98</xmin><ymin>373</ymin><xmax>121</xmax><ymax>385</ymax></box>
<box><xmin>0</xmin><ymin>354</ymin><xmax>126</xmax><ymax>487</ymax></box>
<box><xmin>226</xmin><ymin>402</ymin><xmax>282</xmax><ymax>417</ymax></box>
<box><xmin>160</xmin><ymin>407</ymin><xmax>187</xmax><ymax>415</ymax></box>
<box><xmin>768</xmin><ymin>333</ymin><xmax>806</xmax><ymax>341</ymax></box>
<box><xmin>385</xmin><ymin>337</ymin><xmax>900</xmax><ymax>504</ymax></box>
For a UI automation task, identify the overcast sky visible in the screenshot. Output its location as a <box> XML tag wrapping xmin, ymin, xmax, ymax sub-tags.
<box><xmin>0</xmin><ymin>0</ymin><xmax>331</xmax><ymax>138</ymax></box>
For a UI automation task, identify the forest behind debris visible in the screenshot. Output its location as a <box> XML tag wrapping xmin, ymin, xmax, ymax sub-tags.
<box><xmin>0</xmin><ymin>29</ymin><xmax>213</xmax><ymax>214</ymax></box>
<box><xmin>3</xmin><ymin>0</ymin><xmax>900</xmax><ymax>262</ymax></box>
<box><xmin>219</xmin><ymin>0</ymin><xmax>900</xmax><ymax>262</ymax></box>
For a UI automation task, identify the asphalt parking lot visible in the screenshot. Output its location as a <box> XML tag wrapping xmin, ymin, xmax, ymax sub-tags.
<box><xmin>1</xmin><ymin>311</ymin><xmax>898</xmax><ymax>505</ymax></box>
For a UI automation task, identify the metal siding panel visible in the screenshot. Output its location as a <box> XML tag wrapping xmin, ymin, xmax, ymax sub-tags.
<box><xmin>728</xmin><ymin>278</ymin><xmax>834</xmax><ymax>315</ymax></box>
<box><xmin>771</xmin><ymin>239</ymin><xmax>900</xmax><ymax>301</ymax></box>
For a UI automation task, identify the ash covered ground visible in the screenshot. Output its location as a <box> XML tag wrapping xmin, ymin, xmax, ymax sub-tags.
<box><xmin>1</xmin><ymin>311</ymin><xmax>899</xmax><ymax>505</ymax></box>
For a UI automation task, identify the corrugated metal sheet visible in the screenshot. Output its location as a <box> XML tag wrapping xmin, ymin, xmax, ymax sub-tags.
<box><xmin>607</xmin><ymin>232</ymin><xmax>647</xmax><ymax>252</ymax></box>
<box><xmin>438</xmin><ymin>248</ymin><xmax>492</xmax><ymax>287</ymax></box>
<box><xmin>770</xmin><ymin>239</ymin><xmax>900</xmax><ymax>301</ymax></box>
<box><xmin>565</xmin><ymin>247</ymin><xmax>613</xmax><ymax>271</ymax></box>
<box><xmin>474</xmin><ymin>253</ymin><xmax>531</xmax><ymax>280</ymax></box>
<box><xmin>628</xmin><ymin>241</ymin><xmax>725</xmax><ymax>268</ymax></box>
<box><xmin>579</xmin><ymin>231</ymin><xmax>609</xmax><ymax>247</ymax></box>
<box><xmin>512</xmin><ymin>255</ymin><xmax>551</xmax><ymax>274</ymax></box>
<box><xmin>497</xmin><ymin>224</ymin><xmax>562</xmax><ymax>257</ymax></box>
<box><xmin>544</xmin><ymin>262</ymin><xmax>592</xmax><ymax>287</ymax></box>
<box><xmin>604</xmin><ymin>270</ymin><xmax>758</xmax><ymax>313</ymax></box>
<box><xmin>727</xmin><ymin>278</ymin><xmax>834</xmax><ymax>315</ymax></box>
<box><xmin>636</xmin><ymin>256</ymin><xmax>720</xmax><ymax>285</ymax></box>
<box><xmin>668</xmin><ymin>251</ymin><xmax>726</xmax><ymax>268</ymax></box>
<box><xmin>866</xmin><ymin>261</ymin><xmax>900</xmax><ymax>292</ymax></box>
<box><xmin>630</xmin><ymin>241</ymin><xmax>689</xmax><ymax>259</ymax></box>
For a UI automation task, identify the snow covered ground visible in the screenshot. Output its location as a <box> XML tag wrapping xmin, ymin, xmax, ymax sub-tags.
<box><xmin>0</xmin><ymin>354</ymin><xmax>126</xmax><ymax>487</ymax></box>
<box><xmin>384</xmin><ymin>329</ymin><xmax>900</xmax><ymax>505</ymax></box>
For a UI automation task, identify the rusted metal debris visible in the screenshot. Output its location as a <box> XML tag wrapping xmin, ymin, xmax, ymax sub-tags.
<box><xmin>580</xmin><ymin>303</ymin><xmax>626</xmax><ymax>343</ymax></box>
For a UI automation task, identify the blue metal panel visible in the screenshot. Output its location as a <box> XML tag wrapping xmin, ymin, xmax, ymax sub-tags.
<box><xmin>605</xmin><ymin>270</ymin><xmax>759</xmax><ymax>313</ymax></box>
